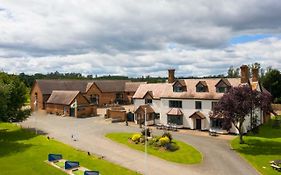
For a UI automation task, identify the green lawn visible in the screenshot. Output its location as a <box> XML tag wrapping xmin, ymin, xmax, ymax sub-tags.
<box><xmin>231</xmin><ymin>119</ymin><xmax>281</xmax><ymax>175</ymax></box>
<box><xmin>0</xmin><ymin>123</ymin><xmax>139</xmax><ymax>175</ymax></box>
<box><xmin>105</xmin><ymin>132</ymin><xmax>202</xmax><ymax>164</ymax></box>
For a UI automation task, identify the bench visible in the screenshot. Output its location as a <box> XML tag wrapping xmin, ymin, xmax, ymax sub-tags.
<box><xmin>271</xmin><ymin>164</ymin><xmax>281</xmax><ymax>171</ymax></box>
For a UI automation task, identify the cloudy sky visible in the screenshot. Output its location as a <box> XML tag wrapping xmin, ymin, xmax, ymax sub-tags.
<box><xmin>1</xmin><ymin>0</ymin><xmax>281</xmax><ymax>77</ymax></box>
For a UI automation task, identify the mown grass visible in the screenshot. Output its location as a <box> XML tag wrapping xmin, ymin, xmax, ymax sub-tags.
<box><xmin>0</xmin><ymin>123</ymin><xmax>139</xmax><ymax>175</ymax></box>
<box><xmin>106</xmin><ymin>132</ymin><xmax>202</xmax><ymax>164</ymax></box>
<box><xmin>231</xmin><ymin>119</ymin><xmax>281</xmax><ymax>175</ymax></box>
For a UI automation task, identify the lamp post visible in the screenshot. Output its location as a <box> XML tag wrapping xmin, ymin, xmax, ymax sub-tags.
<box><xmin>144</xmin><ymin>107</ymin><xmax>147</xmax><ymax>175</ymax></box>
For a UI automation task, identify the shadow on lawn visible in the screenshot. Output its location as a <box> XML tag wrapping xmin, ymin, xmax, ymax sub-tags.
<box><xmin>0</xmin><ymin>141</ymin><xmax>32</xmax><ymax>157</ymax></box>
<box><xmin>234</xmin><ymin>139</ymin><xmax>281</xmax><ymax>156</ymax></box>
<box><xmin>0</xmin><ymin>128</ymin><xmax>35</xmax><ymax>157</ymax></box>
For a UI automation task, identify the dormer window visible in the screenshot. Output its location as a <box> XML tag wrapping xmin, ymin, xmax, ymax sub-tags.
<box><xmin>173</xmin><ymin>80</ymin><xmax>186</xmax><ymax>92</ymax></box>
<box><xmin>174</xmin><ymin>85</ymin><xmax>183</xmax><ymax>92</ymax></box>
<box><xmin>196</xmin><ymin>81</ymin><xmax>208</xmax><ymax>92</ymax></box>
<box><xmin>215</xmin><ymin>79</ymin><xmax>231</xmax><ymax>93</ymax></box>
<box><xmin>145</xmin><ymin>99</ymin><xmax>152</xmax><ymax>104</ymax></box>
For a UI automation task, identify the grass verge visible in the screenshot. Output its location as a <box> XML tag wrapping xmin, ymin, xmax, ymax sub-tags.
<box><xmin>0</xmin><ymin>122</ymin><xmax>139</xmax><ymax>175</ymax></box>
<box><xmin>106</xmin><ymin>132</ymin><xmax>202</xmax><ymax>164</ymax></box>
<box><xmin>231</xmin><ymin>119</ymin><xmax>281</xmax><ymax>175</ymax></box>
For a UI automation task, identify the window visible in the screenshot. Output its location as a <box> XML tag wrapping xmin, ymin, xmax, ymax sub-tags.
<box><xmin>211</xmin><ymin>102</ymin><xmax>218</xmax><ymax>110</ymax></box>
<box><xmin>90</xmin><ymin>95</ymin><xmax>99</xmax><ymax>104</ymax></box>
<box><xmin>211</xmin><ymin>119</ymin><xmax>223</xmax><ymax>128</ymax></box>
<box><xmin>216</xmin><ymin>87</ymin><xmax>227</xmax><ymax>93</ymax></box>
<box><xmin>167</xmin><ymin>115</ymin><xmax>183</xmax><ymax>125</ymax></box>
<box><xmin>145</xmin><ymin>99</ymin><xmax>152</xmax><ymax>104</ymax></box>
<box><xmin>196</xmin><ymin>85</ymin><xmax>206</xmax><ymax>92</ymax></box>
<box><xmin>195</xmin><ymin>101</ymin><xmax>202</xmax><ymax>110</ymax></box>
<box><xmin>169</xmin><ymin>100</ymin><xmax>182</xmax><ymax>108</ymax></box>
<box><xmin>173</xmin><ymin>85</ymin><xmax>183</xmax><ymax>92</ymax></box>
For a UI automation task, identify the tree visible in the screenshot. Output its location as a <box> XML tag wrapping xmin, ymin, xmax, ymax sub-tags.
<box><xmin>211</xmin><ymin>85</ymin><xmax>272</xmax><ymax>144</ymax></box>
<box><xmin>261</xmin><ymin>69</ymin><xmax>281</xmax><ymax>103</ymax></box>
<box><xmin>227</xmin><ymin>66</ymin><xmax>239</xmax><ymax>78</ymax></box>
<box><xmin>0</xmin><ymin>72</ymin><xmax>30</xmax><ymax>122</ymax></box>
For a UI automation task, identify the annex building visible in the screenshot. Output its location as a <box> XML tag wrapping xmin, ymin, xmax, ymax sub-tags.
<box><xmin>31</xmin><ymin>79</ymin><xmax>144</xmax><ymax>117</ymax></box>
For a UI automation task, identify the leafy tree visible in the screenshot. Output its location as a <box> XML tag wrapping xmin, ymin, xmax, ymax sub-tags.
<box><xmin>0</xmin><ymin>72</ymin><xmax>30</xmax><ymax>122</ymax></box>
<box><xmin>261</xmin><ymin>69</ymin><xmax>281</xmax><ymax>103</ymax></box>
<box><xmin>211</xmin><ymin>85</ymin><xmax>272</xmax><ymax>144</ymax></box>
<box><xmin>227</xmin><ymin>66</ymin><xmax>240</xmax><ymax>78</ymax></box>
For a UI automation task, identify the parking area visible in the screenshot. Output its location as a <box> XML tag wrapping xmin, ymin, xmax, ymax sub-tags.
<box><xmin>20</xmin><ymin>112</ymin><xmax>259</xmax><ymax>175</ymax></box>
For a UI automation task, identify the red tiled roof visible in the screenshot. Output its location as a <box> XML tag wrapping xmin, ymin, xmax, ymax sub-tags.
<box><xmin>133</xmin><ymin>78</ymin><xmax>242</xmax><ymax>100</ymax></box>
<box><xmin>46</xmin><ymin>90</ymin><xmax>80</xmax><ymax>105</ymax></box>
<box><xmin>36</xmin><ymin>79</ymin><xmax>135</xmax><ymax>94</ymax></box>
<box><xmin>125</xmin><ymin>82</ymin><xmax>147</xmax><ymax>92</ymax></box>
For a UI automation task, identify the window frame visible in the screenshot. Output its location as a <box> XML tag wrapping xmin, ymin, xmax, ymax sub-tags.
<box><xmin>195</xmin><ymin>101</ymin><xmax>202</xmax><ymax>110</ymax></box>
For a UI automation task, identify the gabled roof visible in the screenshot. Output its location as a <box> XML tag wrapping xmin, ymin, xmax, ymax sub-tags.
<box><xmin>196</xmin><ymin>81</ymin><xmax>207</xmax><ymax>87</ymax></box>
<box><xmin>36</xmin><ymin>80</ymin><xmax>92</xmax><ymax>95</ymax></box>
<box><xmin>135</xmin><ymin>104</ymin><xmax>155</xmax><ymax>114</ymax></box>
<box><xmin>133</xmin><ymin>78</ymin><xmax>243</xmax><ymax>100</ymax></box>
<box><xmin>93</xmin><ymin>80</ymin><xmax>129</xmax><ymax>93</ymax></box>
<box><xmin>47</xmin><ymin>90</ymin><xmax>80</xmax><ymax>105</ymax></box>
<box><xmin>125</xmin><ymin>82</ymin><xmax>147</xmax><ymax>92</ymax></box>
<box><xmin>133</xmin><ymin>83</ymin><xmax>170</xmax><ymax>99</ymax></box>
<box><xmin>215</xmin><ymin>78</ymin><xmax>231</xmax><ymax>87</ymax></box>
<box><xmin>167</xmin><ymin>108</ymin><xmax>183</xmax><ymax>116</ymax></box>
<box><xmin>189</xmin><ymin>111</ymin><xmax>206</xmax><ymax>119</ymax></box>
<box><xmin>35</xmin><ymin>79</ymin><xmax>133</xmax><ymax>94</ymax></box>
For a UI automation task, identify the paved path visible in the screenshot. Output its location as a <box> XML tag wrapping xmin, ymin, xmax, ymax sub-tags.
<box><xmin>20</xmin><ymin>113</ymin><xmax>259</xmax><ymax>175</ymax></box>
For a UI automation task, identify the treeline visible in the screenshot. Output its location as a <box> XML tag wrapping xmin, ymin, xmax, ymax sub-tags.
<box><xmin>8</xmin><ymin>62</ymin><xmax>281</xmax><ymax>104</ymax></box>
<box><xmin>18</xmin><ymin>71</ymin><xmax>166</xmax><ymax>87</ymax></box>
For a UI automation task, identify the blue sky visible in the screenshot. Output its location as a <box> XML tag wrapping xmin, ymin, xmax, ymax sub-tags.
<box><xmin>229</xmin><ymin>34</ymin><xmax>277</xmax><ymax>45</ymax></box>
<box><xmin>0</xmin><ymin>0</ymin><xmax>281</xmax><ymax>77</ymax></box>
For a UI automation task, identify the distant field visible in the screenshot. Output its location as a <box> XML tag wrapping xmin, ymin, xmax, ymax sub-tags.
<box><xmin>231</xmin><ymin>119</ymin><xmax>281</xmax><ymax>175</ymax></box>
<box><xmin>0</xmin><ymin>122</ymin><xmax>139</xmax><ymax>175</ymax></box>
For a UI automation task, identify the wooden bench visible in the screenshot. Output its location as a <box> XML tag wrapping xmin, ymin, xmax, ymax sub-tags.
<box><xmin>271</xmin><ymin>164</ymin><xmax>281</xmax><ymax>171</ymax></box>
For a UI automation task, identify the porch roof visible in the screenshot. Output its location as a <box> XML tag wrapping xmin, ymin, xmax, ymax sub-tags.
<box><xmin>135</xmin><ymin>104</ymin><xmax>155</xmax><ymax>114</ymax></box>
<box><xmin>189</xmin><ymin>111</ymin><xmax>206</xmax><ymax>119</ymax></box>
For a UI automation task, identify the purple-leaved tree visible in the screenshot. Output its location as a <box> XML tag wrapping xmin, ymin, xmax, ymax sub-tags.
<box><xmin>211</xmin><ymin>85</ymin><xmax>272</xmax><ymax>144</ymax></box>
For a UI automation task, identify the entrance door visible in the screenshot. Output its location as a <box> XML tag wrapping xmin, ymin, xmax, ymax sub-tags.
<box><xmin>70</xmin><ymin>108</ymin><xmax>75</xmax><ymax>117</ymax></box>
<box><xmin>196</xmin><ymin>119</ymin><xmax>201</xmax><ymax>130</ymax></box>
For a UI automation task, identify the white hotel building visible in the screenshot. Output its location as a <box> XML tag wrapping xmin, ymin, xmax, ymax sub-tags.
<box><xmin>133</xmin><ymin>66</ymin><xmax>269</xmax><ymax>134</ymax></box>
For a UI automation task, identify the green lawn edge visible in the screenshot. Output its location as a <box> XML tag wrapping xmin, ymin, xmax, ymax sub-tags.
<box><xmin>105</xmin><ymin>132</ymin><xmax>202</xmax><ymax>164</ymax></box>
<box><xmin>0</xmin><ymin>122</ymin><xmax>140</xmax><ymax>175</ymax></box>
<box><xmin>230</xmin><ymin>120</ymin><xmax>281</xmax><ymax>175</ymax></box>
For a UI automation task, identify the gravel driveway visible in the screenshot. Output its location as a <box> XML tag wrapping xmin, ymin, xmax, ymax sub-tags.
<box><xmin>20</xmin><ymin>113</ymin><xmax>259</xmax><ymax>175</ymax></box>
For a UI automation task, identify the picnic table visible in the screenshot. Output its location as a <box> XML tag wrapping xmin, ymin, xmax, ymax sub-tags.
<box><xmin>270</xmin><ymin>160</ymin><xmax>281</xmax><ymax>172</ymax></box>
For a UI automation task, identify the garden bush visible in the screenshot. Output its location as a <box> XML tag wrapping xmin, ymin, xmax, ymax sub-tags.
<box><xmin>165</xmin><ymin>142</ymin><xmax>179</xmax><ymax>151</ymax></box>
<box><xmin>131</xmin><ymin>134</ymin><xmax>141</xmax><ymax>142</ymax></box>
<box><xmin>162</xmin><ymin>132</ymin><xmax>172</xmax><ymax>141</ymax></box>
<box><xmin>159</xmin><ymin>136</ymin><xmax>170</xmax><ymax>146</ymax></box>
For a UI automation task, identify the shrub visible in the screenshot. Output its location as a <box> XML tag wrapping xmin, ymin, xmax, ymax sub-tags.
<box><xmin>165</xmin><ymin>142</ymin><xmax>179</xmax><ymax>151</ymax></box>
<box><xmin>162</xmin><ymin>132</ymin><xmax>172</xmax><ymax>141</ymax></box>
<box><xmin>131</xmin><ymin>134</ymin><xmax>141</xmax><ymax>142</ymax></box>
<box><xmin>159</xmin><ymin>136</ymin><xmax>170</xmax><ymax>146</ymax></box>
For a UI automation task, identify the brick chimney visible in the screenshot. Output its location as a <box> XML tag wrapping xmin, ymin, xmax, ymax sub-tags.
<box><xmin>168</xmin><ymin>69</ymin><xmax>175</xmax><ymax>83</ymax></box>
<box><xmin>252</xmin><ymin>67</ymin><xmax>259</xmax><ymax>82</ymax></box>
<box><xmin>240</xmin><ymin>65</ymin><xmax>249</xmax><ymax>83</ymax></box>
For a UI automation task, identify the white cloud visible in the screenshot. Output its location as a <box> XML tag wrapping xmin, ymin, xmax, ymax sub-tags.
<box><xmin>0</xmin><ymin>0</ymin><xmax>281</xmax><ymax>76</ymax></box>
